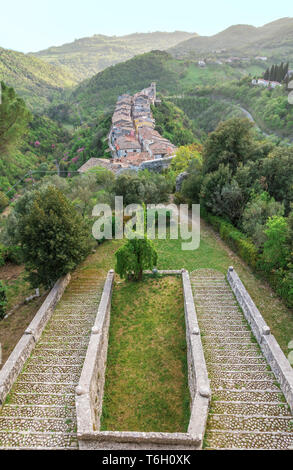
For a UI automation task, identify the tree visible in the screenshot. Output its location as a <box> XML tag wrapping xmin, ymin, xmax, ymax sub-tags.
<box><xmin>202</xmin><ymin>118</ymin><xmax>255</xmax><ymax>175</ymax></box>
<box><xmin>16</xmin><ymin>186</ymin><xmax>91</xmax><ymax>288</ymax></box>
<box><xmin>242</xmin><ymin>192</ymin><xmax>284</xmax><ymax>248</ymax></box>
<box><xmin>171</xmin><ymin>143</ymin><xmax>202</xmax><ymax>175</ymax></box>
<box><xmin>259</xmin><ymin>147</ymin><xmax>293</xmax><ymax>214</ymax></box>
<box><xmin>0</xmin><ymin>82</ymin><xmax>31</xmax><ymax>155</ymax></box>
<box><xmin>262</xmin><ymin>216</ymin><xmax>289</xmax><ymax>271</ymax></box>
<box><xmin>115</xmin><ymin>237</ymin><xmax>158</xmax><ymax>281</ymax></box>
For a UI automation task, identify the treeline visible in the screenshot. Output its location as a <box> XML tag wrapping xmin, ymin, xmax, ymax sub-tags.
<box><xmin>263</xmin><ymin>62</ymin><xmax>289</xmax><ymax>83</ymax></box>
<box><xmin>175</xmin><ymin>117</ymin><xmax>293</xmax><ymax>307</ymax></box>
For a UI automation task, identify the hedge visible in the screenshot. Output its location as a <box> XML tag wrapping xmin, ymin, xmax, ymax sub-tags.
<box><xmin>201</xmin><ymin>208</ymin><xmax>292</xmax><ymax>308</ymax></box>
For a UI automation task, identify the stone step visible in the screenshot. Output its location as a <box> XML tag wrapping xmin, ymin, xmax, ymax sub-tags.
<box><xmin>205</xmin><ymin>350</ymin><xmax>263</xmax><ymax>360</ymax></box>
<box><xmin>201</xmin><ymin>326</ymin><xmax>250</xmax><ymax>333</ymax></box>
<box><xmin>42</xmin><ymin>324</ymin><xmax>92</xmax><ymax>336</ymax></box>
<box><xmin>32</xmin><ymin>349</ymin><xmax>88</xmax><ymax>358</ymax></box>
<box><xmin>13</xmin><ymin>382</ymin><xmax>76</xmax><ymax>395</ymax></box>
<box><xmin>36</xmin><ymin>341</ymin><xmax>89</xmax><ymax>350</ymax></box>
<box><xmin>207</xmin><ymin>356</ymin><xmax>265</xmax><ymax>365</ymax></box>
<box><xmin>0</xmin><ymin>416</ymin><xmax>77</xmax><ymax>433</ymax></box>
<box><xmin>209</xmin><ymin>371</ymin><xmax>274</xmax><ymax>381</ymax></box>
<box><xmin>208</xmin><ymin>414</ymin><xmax>293</xmax><ymax>433</ymax></box>
<box><xmin>211</xmin><ymin>401</ymin><xmax>292</xmax><ymax>417</ymax></box>
<box><xmin>24</xmin><ymin>364</ymin><xmax>83</xmax><ymax>375</ymax></box>
<box><xmin>20</xmin><ymin>372</ymin><xmax>81</xmax><ymax>383</ymax></box>
<box><xmin>0</xmin><ymin>405</ymin><xmax>75</xmax><ymax>419</ymax></box>
<box><xmin>204</xmin><ymin>430</ymin><xmax>293</xmax><ymax>450</ymax></box>
<box><xmin>0</xmin><ymin>431</ymin><xmax>78</xmax><ymax>449</ymax></box>
<box><xmin>204</xmin><ymin>344</ymin><xmax>261</xmax><ymax>353</ymax></box>
<box><xmin>209</xmin><ymin>363</ymin><xmax>269</xmax><ymax>372</ymax></box>
<box><xmin>211</xmin><ymin>379</ymin><xmax>280</xmax><ymax>392</ymax></box>
<box><xmin>28</xmin><ymin>355</ymin><xmax>86</xmax><ymax>366</ymax></box>
<box><xmin>9</xmin><ymin>392</ymin><xmax>75</xmax><ymax>406</ymax></box>
<box><xmin>203</xmin><ymin>331</ymin><xmax>252</xmax><ymax>339</ymax></box>
<box><xmin>213</xmin><ymin>390</ymin><xmax>283</xmax><ymax>403</ymax></box>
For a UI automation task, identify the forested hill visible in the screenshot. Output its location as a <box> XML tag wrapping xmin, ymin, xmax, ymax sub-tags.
<box><xmin>169</xmin><ymin>17</ymin><xmax>293</xmax><ymax>63</ymax></box>
<box><xmin>31</xmin><ymin>31</ymin><xmax>196</xmax><ymax>82</ymax></box>
<box><xmin>0</xmin><ymin>47</ymin><xmax>77</xmax><ymax>112</ymax></box>
<box><xmin>50</xmin><ymin>51</ymin><xmax>181</xmax><ymax>124</ymax></box>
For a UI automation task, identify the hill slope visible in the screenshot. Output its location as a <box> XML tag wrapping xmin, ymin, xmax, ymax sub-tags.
<box><xmin>31</xmin><ymin>31</ymin><xmax>196</xmax><ymax>81</ymax></box>
<box><xmin>0</xmin><ymin>47</ymin><xmax>77</xmax><ymax>111</ymax></box>
<box><xmin>50</xmin><ymin>50</ymin><xmax>253</xmax><ymax>125</ymax></box>
<box><xmin>169</xmin><ymin>18</ymin><xmax>293</xmax><ymax>62</ymax></box>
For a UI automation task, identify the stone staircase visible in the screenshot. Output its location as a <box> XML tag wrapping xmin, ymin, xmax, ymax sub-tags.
<box><xmin>0</xmin><ymin>269</ymin><xmax>105</xmax><ymax>449</ymax></box>
<box><xmin>190</xmin><ymin>269</ymin><xmax>293</xmax><ymax>450</ymax></box>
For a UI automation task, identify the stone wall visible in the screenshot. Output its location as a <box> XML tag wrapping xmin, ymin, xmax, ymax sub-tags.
<box><xmin>0</xmin><ymin>274</ymin><xmax>71</xmax><ymax>406</ymax></box>
<box><xmin>76</xmin><ymin>269</ymin><xmax>210</xmax><ymax>450</ymax></box>
<box><xmin>139</xmin><ymin>156</ymin><xmax>174</xmax><ymax>172</ymax></box>
<box><xmin>227</xmin><ymin>266</ymin><xmax>293</xmax><ymax>412</ymax></box>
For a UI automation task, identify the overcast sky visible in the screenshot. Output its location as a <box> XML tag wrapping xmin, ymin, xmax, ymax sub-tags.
<box><xmin>0</xmin><ymin>0</ymin><xmax>291</xmax><ymax>53</ymax></box>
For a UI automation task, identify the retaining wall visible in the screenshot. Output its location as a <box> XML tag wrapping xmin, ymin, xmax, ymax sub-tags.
<box><xmin>76</xmin><ymin>269</ymin><xmax>211</xmax><ymax>450</ymax></box>
<box><xmin>227</xmin><ymin>266</ymin><xmax>293</xmax><ymax>412</ymax></box>
<box><xmin>0</xmin><ymin>274</ymin><xmax>71</xmax><ymax>406</ymax></box>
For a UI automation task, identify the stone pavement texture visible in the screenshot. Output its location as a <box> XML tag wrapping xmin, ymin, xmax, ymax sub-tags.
<box><xmin>0</xmin><ymin>269</ymin><xmax>105</xmax><ymax>449</ymax></box>
<box><xmin>190</xmin><ymin>269</ymin><xmax>293</xmax><ymax>450</ymax></box>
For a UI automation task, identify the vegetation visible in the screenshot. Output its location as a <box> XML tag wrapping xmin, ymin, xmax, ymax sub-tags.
<box><xmin>115</xmin><ymin>238</ymin><xmax>158</xmax><ymax>281</ymax></box>
<box><xmin>101</xmin><ymin>275</ymin><xmax>190</xmax><ymax>432</ymax></box>
<box><xmin>169</xmin><ymin>18</ymin><xmax>293</xmax><ymax>64</ymax></box>
<box><xmin>9</xmin><ymin>186</ymin><xmax>91</xmax><ymax>288</ymax></box>
<box><xmin>0</xmin><ymin>46</ymin><xmax>76</xmax><ymax>111</ymax></box>
<box><xmin>176</xmin><ymin>117</ymin><xmax>293</xmax><ymax>307</ymax></box>
<box><xmin>32</xmin><ymin>31</ymin><xmax>195</xmax><ymax>81</ymax></box>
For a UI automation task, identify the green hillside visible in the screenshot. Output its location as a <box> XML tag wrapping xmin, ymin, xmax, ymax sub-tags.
<box><xmin>0</xmin><ymin>47</ymin><xmax>77</xmax><ymax>112</ymax></box>
<box><xmin>169</xmin><ymin>17</ymin><xmax>293</xmax><ymax>63</ymax></box>
<box><xmin>52</xmin><ymin>50</ymin><xmax>254</xmax><ymax>125</ymax></box>
<box><xmin>31</xmin><ymin>31</ymin><xmax>196</xmax><ymax>81</ymax></box>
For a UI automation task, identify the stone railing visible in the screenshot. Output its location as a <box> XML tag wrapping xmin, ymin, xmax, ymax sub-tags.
<box><xmin>227</xmin><ymin>266</ymin><xmax>293</xmax><ymax>412</ymax></box>
<box><xmin>0</xmin><ymin>274</ymin><xmax>71</xmax><ymax>406</ymax></box>
<box><xmin>76</xmin><ymin>269</ymin><xmax>211</xmax><ymax>450</ymax></box>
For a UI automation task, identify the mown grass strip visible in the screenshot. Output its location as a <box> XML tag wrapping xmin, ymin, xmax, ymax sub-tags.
<box><xmin>101</xmin><ymin>275</ymin><xmax>190</xmax><ymax>432</ymax></box>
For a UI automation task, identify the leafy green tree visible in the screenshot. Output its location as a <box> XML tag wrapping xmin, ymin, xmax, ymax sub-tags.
<box><xmin>259</xmin><ymin>147</ymin><xmax>293</xmax><ymax>213</ymax></box>
<box><xmin>16</xmin><ymin>186</ymin><xmax>91</xmax><ymax>288</ymax></box>
<box><xmin>242</xmin><ymin>192</ymin><xmax>284</xmax><ymax>248</ymax></box>
<box><xmin>115</xmin><ymin>237</ymin><xmax>158</xmax><ymax>281</ymax></box>
<box><xmin>171</xmin><ymin>143</ymin><xmax>202</xmax><ymax>175</ymax></box>
<box><xmin>200</xmin><ymin>164</ymin><xmax>246</xmax><ymax>224</ymax></box>
<box><xmin>0</xmin><ymin>82</ymin><xmax>31</xmax><ymax>155</ymax></box>
<box><xmin>262</xmin><ymin>216</ymin><xmax>290</xmax><ymax>271</ymax></box>
<box><xmin>202</xmin><ymin>118</ymin><xmax>255</xmax><ymax>175</ymax></box>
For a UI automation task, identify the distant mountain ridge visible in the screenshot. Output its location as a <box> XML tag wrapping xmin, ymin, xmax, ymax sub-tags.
<box><xmin>169</xmin><ymin>17</ymin><xmax>293</xmax><ymax>61</ymax></box>
<box><xmin>31</xmin><ymin>31</ymin><xmax>196</xmax><ymax>81</ymax></box>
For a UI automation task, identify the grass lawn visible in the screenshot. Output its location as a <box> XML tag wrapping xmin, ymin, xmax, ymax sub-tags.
<box><xmin>153</xmin><ymin>220</ymin><xmax>293</xmax><ymax>357</ymax></box>
<box><xmin>101</xmin><ymin>275</ymin><xmax>190</xmax><ymax>432</ymax></box>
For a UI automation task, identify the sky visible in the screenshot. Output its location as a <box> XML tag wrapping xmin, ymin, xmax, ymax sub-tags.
<box><xmin>0</xmin><ymin>0</ymin><xmax>292</xmax><ymax>53</ymax></box>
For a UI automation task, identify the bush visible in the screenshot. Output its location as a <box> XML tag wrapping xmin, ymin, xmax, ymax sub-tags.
<box><xmin>0</xmin><ymin>281</ymin><xmax>7</xmax><ymax>320</ymax></box>
<box><xmin>201</xmin><ymin>209</ymin><xmax>258</xmax><ymax>268</ymax></box>
<box><xmin>16</xmin><ymin>186</ymin><xmax>91</xmax><ymax>288</ymax></box>
<box><xmin>115</xmin><ymin>237</ymin><xmax>158</xmax><ymax>281</ymax></box>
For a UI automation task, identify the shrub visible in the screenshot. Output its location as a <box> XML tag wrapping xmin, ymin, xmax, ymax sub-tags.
<box><xmin>16</xmin><ymin>186</ymin><xmax>91</xmax><ymax>288</ymax></box>
<box><xmin>115</xmin><ymin>237</ymin><xmax>158</xmax><ymax>281</ymax></box>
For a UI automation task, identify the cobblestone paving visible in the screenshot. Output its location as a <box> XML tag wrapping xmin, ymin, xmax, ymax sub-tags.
<box><xmin>0</xmin><ymin>269</ymin><xmax>105</xmax><ymax>449</ymax></box>
<box><xmin>191</xmin><ymin>269</ymin><xmax>293</xmax><ymax>450</ymax></box>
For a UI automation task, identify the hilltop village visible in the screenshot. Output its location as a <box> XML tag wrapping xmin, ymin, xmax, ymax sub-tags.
<box><xmin>109</xmin><ymin>83</ymin><xmax>176</xmax><ymax>166</ymax></box>
<box><xmin>78</xmin><ymin>83</ymin><xmax>177</xmax><ymax>174</ymax></box>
